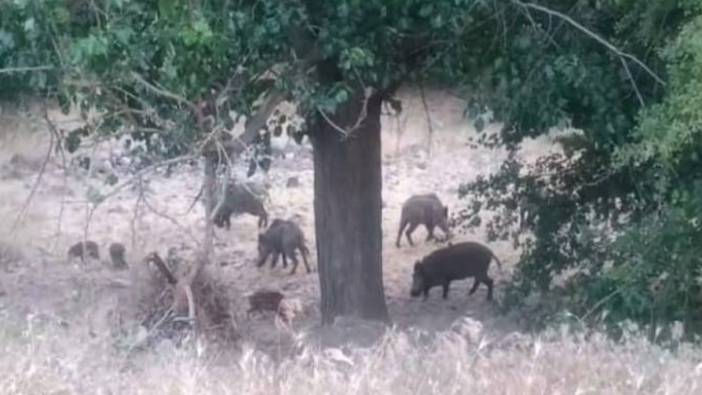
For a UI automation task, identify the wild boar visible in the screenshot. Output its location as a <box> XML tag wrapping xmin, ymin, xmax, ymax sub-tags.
<box><xmin>257</xmin><ymin>219</ymin><xmax>311</xmax><ymax>274</ymax></box>
<box><xmin>212</xmin><ymin>183</ymin><xmax>269</xmax><ymax>229</ymax></box>
<box><xmin>396</xmin><ymin>193</ymin><xmax>450</xmax><ymax>247</ymax></box>
<box><xmin>410</xmin><ymin>241</ymin><xmax>501</xmax><ymax>301</ymax></box>
<box><xmin>108</xmin><ymin>242</ymin><xmax>128</xmax><ymax>269</ymax></box>
<box><xmin>247</xmin><ymin>290</ymin><xmax>286</xmax><ymax>320</ymax></box>
<box><xmin>67</xmin><ymin>240</ymin><xmax>100</xmax><ymax>262</ymax></box>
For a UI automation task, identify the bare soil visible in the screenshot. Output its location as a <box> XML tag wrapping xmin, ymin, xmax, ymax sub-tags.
<box><xmin>0</xmin><ymin>87</ymin><xmax>563</xmax><ymax>352</ymax></box>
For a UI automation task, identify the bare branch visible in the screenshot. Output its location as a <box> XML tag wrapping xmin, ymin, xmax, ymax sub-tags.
<box><xmin>82</xmin><ymin>203</ymin><xmax>98</xmax><ymax>250</ymax></box>
<box><xmin>140</xmin><ymin>180</ymin><xmax>202</xmax><ymax>248</ymax></box>
<box><xmin>513</xmin><ymin>1</ymin><xmax>666</xmax><ymax>86</ymax></box>
<box><xmin>96</xmin><ymin>155</ymin><xmax>198</xmax><ymax>204</ymax></box>
<box><xmin>219</xmin><ymin>90</ymin><xmax>287</xmax><ymax>156</ymax></box>
<box><xmin>11</xmin><ymin>105</ymin><xmax>56</xmax><ymax>232</ymax></box>
<box><xmin>621</xmin><ymin>57</ymin><xmax>645</xmax><ymax>107</ymax></box>
<box><xmin>130</xmin><ymin>72</ymin><xmax>200</xmax><ymax>114</ymax></box>
<box><xmin>317</xmin><ymin>107</ymin><xmax>350</xmax><ymax>137</ymax></box>
<box><xmin>145</xmin><ymin>252</ymin><xmax>178</xmax><ymax>285</ymax></box>
<box><xmin>0</xmin><ymin>66</ymin><xmax>53</xmax><ymax>74</ymax></box>
<box><xmin>418</xmin><ymin>82</ymin><xmax>435</xmax><ymax>157</ymax></box>
<box><xmin>317</xmin><ymin>87</ymin><xmax>374</xmax><ymax>139</ymax></box>
<box><xmin>130</xmin><ymin>179</ymin><xmax>145</xmax><ymax>250</ymax></box>
<box><xmin>186</xmin><ymin>183</ymin><xmax>205</xmax><ymax>215</ymax></box>
<box><xmin>348</xmin><ymin>88</ymin><xmax>373</xmax><ymax>133</ymax></box>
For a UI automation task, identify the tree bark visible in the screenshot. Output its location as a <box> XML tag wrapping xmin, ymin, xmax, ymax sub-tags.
<box><xmin>200</xmin><ymin>155</ymin><xmax>216</xmax><ymax>267</ymax></box>
<box><xmin>311</xmin><ymin>92</ymin><xmax>390</xmax><ymax>324</ymax></box>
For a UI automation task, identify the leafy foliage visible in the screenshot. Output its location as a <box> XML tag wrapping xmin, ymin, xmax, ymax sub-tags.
<box><xmin>457</xmin><ymin>0</ymin><xmax>702</xmax><ymax>336</ymax></box>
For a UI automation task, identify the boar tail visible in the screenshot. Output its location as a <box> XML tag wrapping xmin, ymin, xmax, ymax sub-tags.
<box><xmin>300</xmin><ymin>241</ymin><xmax>310</xmax><ymax>257</ymax></box>
<box><xmin>491</xmin><ymin>252</ymin><xmax>504</xmax><ymax>273</ymax></box>
<box><xmin>396</xmin><ymin>213</ymin><xmax>407</xmax><ymax>247</ymax></box>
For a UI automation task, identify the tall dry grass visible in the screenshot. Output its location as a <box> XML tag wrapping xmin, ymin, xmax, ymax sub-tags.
<box><xmin>1</xmin><ymin>315</ymin><xmax>701</xmax><ymax>395</ymax></box>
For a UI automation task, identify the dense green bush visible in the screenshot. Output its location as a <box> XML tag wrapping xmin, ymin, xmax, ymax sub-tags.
<box><xmin>458</xmin><ymin>1</ymin><xmax>702</xmax><ymax>338</ymax></box>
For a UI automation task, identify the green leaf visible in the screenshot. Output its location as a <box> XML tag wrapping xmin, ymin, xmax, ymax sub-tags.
<box><xmin>23</xmin><ymin>18</ymin><xmax>35</xmax><ymax>33</ymax></box>
<box><xmin>431</xmin><ymin>14</ymin><xmax>443</xmax><ymax>29</ymax></box>
<box><xmin>419</xmin><ymin>4</ymin><xmax>433</xmax><ymax>18</ymax></box>
<box><xmin>334</xmin><ymin>88</ymin><xmax>349</xmax><ymax>104</ymax></box>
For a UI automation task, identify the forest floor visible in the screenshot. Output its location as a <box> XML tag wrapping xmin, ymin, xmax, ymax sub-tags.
<box><xmin>1</xmin><ymin>89</ymin><xmax>700</xmax><ymax>394</ymax></box>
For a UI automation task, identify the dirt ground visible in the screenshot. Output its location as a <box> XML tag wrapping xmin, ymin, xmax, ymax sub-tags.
<box><xmin>0</xmin><ymin>87</ymin><xmax>563</xmax><ymax>351</ymax></box>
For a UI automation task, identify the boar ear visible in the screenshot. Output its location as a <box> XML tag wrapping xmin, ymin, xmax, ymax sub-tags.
<box><xmin>413</xmin><ymin>261</ymin><xmax>422</xmax><ymax>273</ymax></box>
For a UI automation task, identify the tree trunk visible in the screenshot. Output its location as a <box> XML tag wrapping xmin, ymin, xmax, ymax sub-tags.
<box><xmin>201</xmin><ymin>155</ymin><xmax>216</xmax><ymax>264</ymax></box>
<box><xmin>311</xmin><ymin>92</ymin><xmax>389</xmax><ymax>324</ymax></box>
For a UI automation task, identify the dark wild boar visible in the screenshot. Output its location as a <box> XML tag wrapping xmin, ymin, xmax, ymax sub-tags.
<box><xmin>396</xmin><ymin>193</ymin><xmax>451</xmax><ymax>247</ymax></box>
<box><xmin>247</xmin><ymin>290</ymin><xmax>286</xmax><ymax>321</ymax></box>
<box><xmin>109</xmin><ymin>242</ymin><xmax>128</xmax><ymax>269</ymax></box>
<box><xmin>410</xmin><ymin>241</ymin><xmax>502</xmax><ymax>301</ymax></box>
<box><xmin>257</xmin><ymin>219</ymin><xmax>311</xmax><ymax>274</ymax></box>
<box><xmin>212</xmin><ymin>183</ymin><xmax>268</xmax><ymax>229</ymax></box>
<box><xmin>67</xmin><ymin>240</ymin><xmax>100</xmax><ymax>262</ymax></box>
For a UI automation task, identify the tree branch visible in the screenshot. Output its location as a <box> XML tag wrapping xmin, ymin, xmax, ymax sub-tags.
<box><xmin>0</xmin><ymin>65</ymin><xmax>53</xmax><ymax>74</ymax></box>
<box><xmin>513</xmin><ymin>1</ymin><xmax>665</xmax><ymax>86</ymax></box>
<box><xmin>130</xmin><ymin>72</ymin><xmax>200</xmax><ymax>113</ymax></box>
<box><xmin>11</xmin><ymin>104</ymin><xmax>56</xmax><ymax>232</ymax></box>
<box><xmin>418</xmin><ymin>82</ymin><xmax>435</xmax><ymax>157</ymax></box>
<box><xmin>216</xmin><ymin>90</ymin><xmax>287</xmax><ymax>156</ymax></box>
<box><xmin>621</xmin><ymin>57</ymin><xmax>645</xmax><ymax>107</ymax></box>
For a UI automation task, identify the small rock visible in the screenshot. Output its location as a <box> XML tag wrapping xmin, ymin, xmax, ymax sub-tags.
<box><xmin>286</xmin><ymin>177</ymin><xmax>300</xmax><ymax>188</ymax></box>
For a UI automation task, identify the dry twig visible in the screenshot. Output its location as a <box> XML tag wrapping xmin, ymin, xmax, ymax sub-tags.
<box><xmin>11</xmin><ymin>105</ymin><xmax>56</xmax><ymax>232</ymax></box>
<box><xmin>418</xmin><ymin>82</ymin><xmax>435</xmax><ymax>157</ymax></box>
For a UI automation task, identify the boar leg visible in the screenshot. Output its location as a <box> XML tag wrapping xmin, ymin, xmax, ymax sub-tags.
<box><xmin>468</xmin><ymin>278</ymin><xmax>481</xmax><ymax>295</ymax></box>
<box><xmin>270</xmin><ymin>252</ymin><xmax>280</xmax><ymax>268</ymax></box>
<box><xmin>247</xmin><ymin>307</ymin><xmax>260</xmax><ymax>318</ymax></box>
<box><xmin>300</xmin><ymin>246</ymin><xmax>312</xmax><ymax>273</ymax></box>
<box><xmin>442</xmin><ymin>279</ymin><xmax>450</xmax><ymax>299</ymax></box>
<box><xmin>484</xmin><ymin>277</ymin><xmax>494</xmax><ymax>301</ymax></box>
<box><xmin>396</xmin><ymin>218</ymin><xmax>408</xmax><ymax>247</ymax></box>
<box><xmin>439</xmin><ymin>223</ymin><xmax>451</xmax><ymax>240</ymax></box>
<box><xmin>288</xmin><ymin>250</ymin><xmax>299</xmax><ymax>275</ymax></box>
<box><xmin>426</xmin><ymin>225</ymin><xmax>436</xmax><ymax>241</ymax></box>
<box><xmin>405</xmin><ymin>222</ymin><xmax>419</xmax><ymax>246</ymax></box>
<box><xmin>281</xmin><ymin>253</ymin><xmax>289</xmax><ymax>269</ymax></box>
<box><xmin>422</xmin><ymin>288</ymin><xmax>429</xmax><ymax>300</ymax></box>
<box><xmin>256</xmin><ymin>253</ymin><xmax>269</xmax><ymax>268</ymax></box>
<box><xmin>258</xmin><ymin>214</ymin><xmax>268</xmax><ymax>229</ymax></box>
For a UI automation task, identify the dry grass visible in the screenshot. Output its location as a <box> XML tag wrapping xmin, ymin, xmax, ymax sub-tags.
<box><xmin>1</xmin><ymin>315</ymin><xmax>701</xmax><ymax>395</ymax></box>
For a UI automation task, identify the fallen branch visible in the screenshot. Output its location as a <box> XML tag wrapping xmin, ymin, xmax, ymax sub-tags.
<box><xmin>146</xmin><ymin>252</ymin><xmax>178</xmax><ymax>285</ymax></box>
